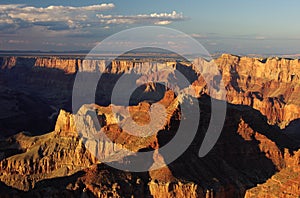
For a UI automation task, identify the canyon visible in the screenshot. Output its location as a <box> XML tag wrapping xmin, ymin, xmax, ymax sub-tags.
<box><xmin>0</xmin><ymin>54</ymin><xmax>299</xmax><ymax>197</ymax></box>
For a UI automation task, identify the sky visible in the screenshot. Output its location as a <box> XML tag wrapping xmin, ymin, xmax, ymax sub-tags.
<box><xmin>1</xmin><ymin>0</ymin><xmax>300</xmax><ymax>55</ymax></box>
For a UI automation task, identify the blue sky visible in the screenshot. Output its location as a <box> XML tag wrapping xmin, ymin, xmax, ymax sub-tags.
<box><xmin>1</xmin><ymin>0</ymin><xmax>300</xmax><ymax>55</ymax></box>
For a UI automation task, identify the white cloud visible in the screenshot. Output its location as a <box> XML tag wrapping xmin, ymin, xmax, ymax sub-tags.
<box><xmin>0</xmin><ymin>4</ymin><xmax>187</xmax><ymax>50</ymax></box>
<box><xmin>0</xmin><ymin>4</ymin><xmax>24</xmax><ymax>10</ymax></box>
<box><xmin>96</xmin><ymin>11</ymin><xmax>184</xmax><ymax>25</ymax></box>
<box><xmin>155</xmin><ymin>21</ymin><xmax>171</xmax><ymax>25</ymax></box>
<box><xmin>0</xmin><ymin>3</ymin><xmax>116</xmax><ymax>32</ymax></box>
<box><xmin>5</xmin><ymin>3</ymin><xmax>115</xmax><ymax>22</ymax></box>
<box><xmin>0</xmin><ymin>4</ymin><xmax>185</xmax><ymax>33</ymax></box>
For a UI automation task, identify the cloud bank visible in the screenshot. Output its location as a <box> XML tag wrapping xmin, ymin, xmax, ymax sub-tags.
<box><xmin>97</xmin><ymin>11</ymin><xmax>183</xmax><ymax>25</ymax></box>
<box><xmin>0</xmin><ymin>3</ymin><xmax>185</xmax><ymax>33</ymax></box>
<box><xmin>0</xmin><ymin>3</ymin><xmax>188</xmax><ymax>50</ymax></box>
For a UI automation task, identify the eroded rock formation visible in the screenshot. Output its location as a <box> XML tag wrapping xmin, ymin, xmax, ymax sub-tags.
<box><xmin>0</xmin><ymin>54</ymin><xmax>300</xmax><ymax>197</ymax></box>
<box><xmin>2</xmin><ymin>54</ymin><xmax>300</xmax><ymax>128</ymax></box>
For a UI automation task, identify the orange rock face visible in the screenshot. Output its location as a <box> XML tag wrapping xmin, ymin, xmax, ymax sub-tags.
<box><xmin>214</xmin><ymin>54</ymin><xmax>300</xmax><ymax>128</ymax></box>
<box><xmin>245</xmin><ymin>149</ymin><xmax>300</xmax><ymax>198</ymax></box>
<box><xmin>34</xmin><ymin>57</ymin><xmax>79</xmax><ymax>74</ymax></box>
<box><xmin>2</xmin><ymin>54</ymin><xmax>299</xmax><ymax>129</ymax></box>
<box><xmin>0</xmin><ymin>54</ymin><xmax>300</xmax><ymax>197</ymax></box>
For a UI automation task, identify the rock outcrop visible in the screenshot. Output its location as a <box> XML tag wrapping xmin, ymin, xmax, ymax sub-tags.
<box><xmin>2</xmin><ymin>54</ymin><xmax>300</xmax><ymax>128</ymax></box>
<box><xmin>34</xmin><ymin>57</ymin><xmax>79</xmax><ymax>74</ymax></box>
<box><xmin>245</xmin><ymin>149</ymin><xmax>300</xmax><ymax>198</ymax></box>
<box><xmin>0</xmin><ymin>131</ymin><xmax>96</xmax><ymax>191</ymax></box>
<box><xmin>214</xmin><ymin>54</ymin><xmax>300</xmax><ymax>128</ymax></box>
<box><xmin>0</xmin><ymin>54</ymin><xmax>300</xmax><ymax>197</ymax></box>
<box><xmin>0</xmin><ymin>91</ymin><xmax>179</xmax><ymax>192</ymax></box>
<box><xmin>0</xmin><ymin>93</ymin><xmax>299</xmax><ymax>197</ymax></box>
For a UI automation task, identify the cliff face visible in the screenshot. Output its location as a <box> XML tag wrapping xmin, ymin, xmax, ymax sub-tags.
<box><xmin>0</xmin><ymin>57</ymin><xmax>176</xmax><ymax>74</ymax></box>
<box><xmin>187</xmin><ymin>54</ymin><xmax>300</xmax><ymax>129</ymax></box>
<box><xmin>214</xmin><ymin>54</ymin><xmax>300</xmax><ymax>128</ymax></box>
<box><xmin>2</xmin><ymin>55</ymin><xmax>300</xmax><ymax>128</ymax></box>
<box><xmin>0</xmin><ymin>91</ymin><xmax>177</xmax><ymax>192</ymax></box>
<box><xmin>1</xmin><ymin>57</ymin><xmax>17</xmax><ymax>69</ymax></box>
<box><xmin>0</xmin><ymin>131</ymin><xmax>97</xmax><ymax>191</ymax></box>
<box><xmin>0</xmin><ymin>92</ymin><xmax>298</xmax><ymax>197</ymax></box>
<box><xmin>0</xmin><ymin>54</ymin><xmax>300</xmax><ymax>197</ymax></box>
<box><xmin>245</xmin><ymin>149</ymin><xmax>300</xmax><ymax>198</ymax></box>
<box><xmin>34</xmin><ymin>57</ymin><xmax>79</xmax><ymax>74</ymax></box>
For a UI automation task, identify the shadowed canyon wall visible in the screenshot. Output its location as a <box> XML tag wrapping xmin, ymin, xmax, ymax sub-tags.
<box><xmin>0</xmin><ymin>54</ymin><xmax>300</xmax><ymax>197</ymax></box>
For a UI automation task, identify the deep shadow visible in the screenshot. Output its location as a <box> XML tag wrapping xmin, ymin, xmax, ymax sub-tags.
<box><xmin>283</xmin><ymin>118</ymin><xmax>300</xmax><ymax>142</ymax></box>
<box><xmin>159</xmin><ymin>95</ymin><xmax>299</xmax><ymax>197</ymax></box>
<box><xmin>31</xmin><ymin>164</ymin><xmax>153</xmax><ymax>197</ymax></box>
<box><xmin>0</xmin><ymin>87</ymin><xmax>56</xmax><ymax>137</ymax></box>
<box><xmin>176</xmin><ymin>62</ymin><xmax>199</xmax><ymax>84</ymax></box>
<box><xmin>0</xmin><ymin>180</ymin><xmax>22</xmax><ymax>197</ymax></box>
<box><xmin>129</xmin><ymin>83</ymin><xmax>167</xmax><ymax>106</ymax></box>
<box><xmin>1</xmin><ymin>56</ymin><xmax>300</xmax><ymax>197</ymax></box>
<box><xmin>0</xmin><ymin>57</ymin><xmax>199</xmax><ymax>136</ymax></box>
